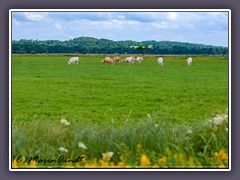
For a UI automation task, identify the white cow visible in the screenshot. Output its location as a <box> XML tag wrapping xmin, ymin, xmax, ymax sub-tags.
<box><xmin>136</xmin><ymin>57</ymin><xmax>143</xmax><ymax>63</ymax></box>
<box><xmin>125</xmin><ymin>56</ymin><xmax>135</xmax><ymax>64</ymax></box>
<box><xmin>157</xmin><ymin>57</ymin><xmax>163</xmax><ymax>66</ymax></box>
<box><xmin>68</xmin><ymin>57</ymin><xmax>79</xmax><ymax>64</ymax></box>
<box><xmin>187</xmin><ymin>57</ymin><xmax>192</xmax><ymax>65</ymax></box>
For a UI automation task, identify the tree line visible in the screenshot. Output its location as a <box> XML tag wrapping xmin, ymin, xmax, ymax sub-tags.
<box><xmin>12</xmin><ymin>37</ymin><xmax>228</xmax><ymax>55</ymax></box>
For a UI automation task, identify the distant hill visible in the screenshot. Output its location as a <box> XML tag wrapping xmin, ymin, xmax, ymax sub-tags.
<box><xmin>12</xmin><ymin>37</ymin><xmax>228</xmax><ymax>55</ymax></box>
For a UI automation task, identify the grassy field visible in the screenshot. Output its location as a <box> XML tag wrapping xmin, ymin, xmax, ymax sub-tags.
<box><xmin>11</xmin><ymin>55</ymin><xmax>229</xmax><ymax>169</ymax></box>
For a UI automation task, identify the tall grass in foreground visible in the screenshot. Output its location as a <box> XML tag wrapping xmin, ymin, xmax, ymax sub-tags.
<box><xmin>12</xmin><ymin>110</ymin><xmax>228</xmax><ymax>169</ymax></box>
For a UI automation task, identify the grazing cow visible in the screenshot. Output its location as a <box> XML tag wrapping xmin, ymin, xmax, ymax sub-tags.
<box><xmin>101</xmin><ymin>57</ymin><xmax>114</xmax><ymax>64</ymax></box>
<box><xmin>157</xmin><ymin>57</ymin><xmax>163</xmax><ymax>66</ymax></box>
<box><xmin>125</xmin><ymin>56</ymin><xmax>135</xmax><ymax>64</ymax></box>
<box><xmin>112</xmin><ymin>56</ymin><xmax>120</xmax><ymax>63</ymax></box>
<box><xmin>136</xmin><ymin>57</ymin><xmax>143</xmax><ymax>63</ymax></box>
<box><xmin>68</xmin><ymin>57</ymin><xmax>79</xmax><ymax>64</ymax></box>
<box><xmin>187</xmin><ymin>57</ymin><xmax>192</xmax><ymax>65</ymax></box>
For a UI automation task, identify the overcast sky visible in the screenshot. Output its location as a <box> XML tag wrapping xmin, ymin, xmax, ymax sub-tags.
<box><xmin>11</xmin><ymin>11</ymin><xmax>229</xmax><ymax>47</ymax></box>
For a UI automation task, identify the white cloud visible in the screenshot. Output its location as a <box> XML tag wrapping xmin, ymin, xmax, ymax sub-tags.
<box><xmin>22</xmin><ymin>12</ymin><xmax>47</xmax><ymax>21</ymax></box>
<box><xmin>167</xmin><ymin>12</ymin><xmax>178</xmax><ymax>20</ymax></box>
<box><xmin>90</xmin><ymin>20</ymin><xmax>120</xmax><ymax>28</ymax></box>
<box><xmin>118</xmin><ymin>15</ymin><xmax>125</xmax><ymax>19</ymax></box>
<box><xmin>67</xmin><ymin>19</ymin><xmax>128</xmax><ymax>30</ymax></box>
<box><xmin>152</xmin><ymin>21</ymin><xmax>179</xmax><ymax>29</ymax></box>
<box><xmin>12</xmin><ymin>18</ymin><xmax>20</xmax><ymax>26</ymax></box>
<box><xmin>209</xmin><ymin>12</ymin><xmax>227</xmax><ymax>17</ymax></box>
<box><xmin>54</xmin><ymin>22</ymin><xmax>63</xmax><ymax>30</ymax></box>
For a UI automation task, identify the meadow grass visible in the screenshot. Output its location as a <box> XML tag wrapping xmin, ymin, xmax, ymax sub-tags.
<box><xmin>11</xmin><ymin>55</ymin><xmax>229</xmax><ymax>168</ymax></box>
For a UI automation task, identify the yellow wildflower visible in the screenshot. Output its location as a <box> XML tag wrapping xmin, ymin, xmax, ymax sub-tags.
<box><xmin>219</xmin><ymin>164</ymin><xmax>225</xmax><ymax>168</ymax></box>
<box><xmin>219</xmin><ymin>149</ymin><xmax>224</xmax><ymax>156</ymax></box>
<box><xmin>120</xmin><ymin>155</ymin><xmax>125</xmax><ymax>162</ymax></box>
<box><xmin>65</xmin><ymin>159</ymin><xmax>74</xmax><ymax>168</ymax></box>
<box><xmin>117</xmin><ymin>161</ymin><xmax>125</xmax><ymax>167</ymax></box>
<box><xmin>74</xmin><ymin>163</ymin><xmax>82</xmax><ymax>168</ymax></box>
<box><xmin>178</xmin><ymin>153</ymin><xmax>185</xmax><ymax>166</ymax></box>
<box><xmin>12</xmin><ymin>160</ymin><xmax>18</xmax><ymax>168</ymax></box>
<box><xmin>140</xmin><ymin>154</ymin><xmax>150</xmax><ymax>166</ymax></box>
<box><xmin>152</xmin><ymin>164</ymin><xmax>159</xmax><ymax>168</ymax></box>
<box><xmin>109</xmin><ymin>162</ymin><xmax>115</xmax><ymax>167</ymax></box>
<box><xmin>178</xmin><ymin>153</ymin><xmax>184</xmax><ymax>159</ymax></box>
<box><xmin>214</xmin><ymin>152</ymin><xmax>219</xmax><ymax>158</ymax></box>
<box><xmin>188</xmin><ymin>157</ymin><xmax>195</xmax><ymax>167</ymax></box>
<box><xmin>29</xmin><ymin>160</ymin><xmax>37</xmax><ymax>168</ymax></box>
<box><xmin>221</xmin><ymin>153</ymin><xmax>228</xmax><ymax>161</ymax></box>
<box><xmin>99</xmin><ymin>159</ymin><xmax>108</xmax><ymax>167</ymax></box>
<box><xmin>84</xmin><ymin>163</ymin><xmax>97</xmax><ymax>168</ymax></box>
<box><xmin>158</xmin><ymin>156</ymin><xmax>167</xmax><ymax>165</ymax></box>
<box><xmin>65</xmin><ymin>164</ymin><xmax>74</xmax><ymax>168</ymax></box>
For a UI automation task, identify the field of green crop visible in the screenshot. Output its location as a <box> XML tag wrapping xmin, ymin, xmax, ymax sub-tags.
<box><xmin>11</xmin><ymin>55</ymin><xmax>229</xmax><ymax>169</ymax></box>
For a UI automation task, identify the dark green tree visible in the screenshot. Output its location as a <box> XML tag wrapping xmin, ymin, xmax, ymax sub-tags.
<box><xmin>11</xmin><ymin>37</ymin><xmax>228</xmax><ymax>55</ymax></box>
<box><xmin>130</xmin><ymin>45</ymin><xmax>153</xmax><ymax>56</ymax></box>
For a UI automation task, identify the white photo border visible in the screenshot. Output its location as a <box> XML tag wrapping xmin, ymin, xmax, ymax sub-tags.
<box><xmin>9</xmin><ymin>9</ymin><xmax>231</xmax><ymax>171</ymax></box>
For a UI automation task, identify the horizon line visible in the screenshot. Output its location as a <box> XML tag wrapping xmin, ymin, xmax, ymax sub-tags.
<box><xmin>11</xmin><ymin>36</ymin><xmax>228</xmax><ymax>48</ymax></box>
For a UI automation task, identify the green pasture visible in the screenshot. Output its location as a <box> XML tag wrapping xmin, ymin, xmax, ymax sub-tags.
<box><xmin>12</xmin><ymin>55</ymin><xmax>228</xmax><ymax>124</ymax></box>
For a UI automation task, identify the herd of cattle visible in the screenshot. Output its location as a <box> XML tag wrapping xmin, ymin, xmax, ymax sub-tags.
<box><xmin>68</xmin><ymin>56</ymin><xmax>193</xmax><ymax>66</ymax></box>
